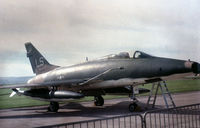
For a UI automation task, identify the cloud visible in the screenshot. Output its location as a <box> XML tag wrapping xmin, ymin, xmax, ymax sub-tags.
<box><xmin>0</xmin><ymin>0</ymin><xmax>200</xmax><ymax>76</ymax></box>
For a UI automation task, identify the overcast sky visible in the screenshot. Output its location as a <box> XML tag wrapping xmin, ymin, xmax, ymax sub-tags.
<box><xmin>0</xmin><ymin>0</ymin><xmax>200</xmax><ymax>77</ymax></box>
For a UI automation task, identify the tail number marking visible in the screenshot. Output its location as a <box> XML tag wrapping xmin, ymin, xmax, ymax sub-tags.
<box><xmin>35</xmin><ymin>57</ymin><xmax>45</xmax><ymax>68</ymax></box>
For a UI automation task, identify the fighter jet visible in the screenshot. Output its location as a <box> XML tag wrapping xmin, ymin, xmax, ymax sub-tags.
<box><xmin>1</xmin><ymin>42</ymin><xmax>200</xmax><ymax>112</ymax></box>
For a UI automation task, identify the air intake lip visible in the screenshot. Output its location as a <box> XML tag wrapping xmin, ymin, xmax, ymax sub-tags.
<box><xmin>192</xmin><ymin>62</ymin><xmax>200</xmax><ymax>74</ymax></box>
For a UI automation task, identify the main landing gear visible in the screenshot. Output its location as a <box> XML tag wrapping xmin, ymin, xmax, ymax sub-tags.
<box><xmin>48</xmin><ymin>86</ymin><xmax>59</xmax><ymax>112</ymax></box>
<box><xmin>48</xmin><ymin>101</ymin><xmax>59</xmax><ymax>112</ymax></box>
<box><xmin>94</xmin><ymin>95</ymin><xmax>104</xmax><ymax>106</ymax></box>
<box><xmin>129</xmin><ymin>86</ymin><xmax>138</xmax><ymax>112</ymax></box>
<box><xmin>129</xmin><ymin>102</ymin><xmax>138</xmax><ymax>112</ymax></box>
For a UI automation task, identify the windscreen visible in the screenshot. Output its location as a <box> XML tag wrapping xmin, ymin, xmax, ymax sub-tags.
<box><xmin>133</xmin><ymin>51</ymin><xmax>154</xmax><ymax>59</ymax></box>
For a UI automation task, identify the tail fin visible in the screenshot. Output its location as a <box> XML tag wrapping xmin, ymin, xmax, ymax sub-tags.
<box><xmin>25</xmin><ymin>42</ymin><xmax>59</xmax><ymax>74</ymax></box>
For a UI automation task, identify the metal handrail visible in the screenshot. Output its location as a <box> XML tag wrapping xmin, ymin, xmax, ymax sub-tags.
<box><xmin>37</xmin><ymin>103</ymin><xmax>200</xmax><ymax>128</ymax></box>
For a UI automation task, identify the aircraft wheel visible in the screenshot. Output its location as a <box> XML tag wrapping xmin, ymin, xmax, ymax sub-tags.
<box><xmin>94</xmin><ymin>96</ymin><xmax>104</xmax><ymax>106</ymax></box>
<box><xmin>48</xmin><ymin>101</ymin><xmax>59</xmax><ymax>112</ymax></box>
<box><xmin>129</xmin><ymin>103</ymin><xmax>138</xmax><ymax>112</ymax></box>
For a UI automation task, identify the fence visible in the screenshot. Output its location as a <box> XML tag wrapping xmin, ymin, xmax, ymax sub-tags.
<box><xmin>39</xmin><ymin>103</ymin><xmax>200</xmax><ymax>128</ymax></box>
<box><xmin>40</xmin><ymin>114</ymin><xmax>143</xmax><ymax>128</ymax></box>
<box><xmin>144</xmin><ymin>103</ymin><xmax>200</xmax><ymax>128</ymax></box>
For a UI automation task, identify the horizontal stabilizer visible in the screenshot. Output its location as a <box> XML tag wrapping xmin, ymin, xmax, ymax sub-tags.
<box><xmin>9</xmin><ymin>88</ymin><xmax>24</xmax><ymax>97</ymax></box>
<box><xmin>9</xmin><ymin>91</ymin><xmax>16</xmax><ymax>97</ymax></box>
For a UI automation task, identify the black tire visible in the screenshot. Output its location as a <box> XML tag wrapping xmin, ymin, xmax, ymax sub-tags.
<box><xmin>48</xmin><ymin>102</ymin><xmax>59</xmax><ymax>112</ymax></box>
<box><xmin>129</xmin><ymin>103</ymin><xmax>138</xmax><ymax>112</ymax></box>
<box><xmin>94</xmin><ymin>96</ymin><xmax>104</xmax><ymax>106</ymax></box>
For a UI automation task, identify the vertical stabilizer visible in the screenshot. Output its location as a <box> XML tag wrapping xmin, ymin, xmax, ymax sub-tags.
<box><xmin>25</xmin><ymin>42</ymin><xmax>59</xmax><ymax>74</ymax></box>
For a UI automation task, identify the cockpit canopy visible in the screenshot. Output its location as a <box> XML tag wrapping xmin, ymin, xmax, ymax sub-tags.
<box><xmin>99</xmin><ymin>52</ymin><xmax>130</xmax><ymax>60</ymax></box>
<box><xmin>96</xmin><ymin>51</ymin><xmax>154</xmax><ymax>60</ymax></box>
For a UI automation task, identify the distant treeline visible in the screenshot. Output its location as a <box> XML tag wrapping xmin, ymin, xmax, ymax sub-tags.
<box><xmin>0</xmin><ymin>76</ymin><xmax>33</xmax><ymax>85</ymax></box>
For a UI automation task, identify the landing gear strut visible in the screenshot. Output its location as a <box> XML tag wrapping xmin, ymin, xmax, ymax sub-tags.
<box><xmin>48</xmin><ymin>101</ymin><xmax>59</xmax><ymax>112</ymax></box>
<box><xmin>94</xmin><ymin>96</ymin><xmax>104</xmax><ymax>106</ymax></box>
<box><xmin>129</xmin><ymin>86</ymin><xmax>138</xmax><ymax>112</ymax></box>
<box><xmin>48</xmin><ymin>86</ymin><xmax>59</xmax><ymax>112</ymax></box>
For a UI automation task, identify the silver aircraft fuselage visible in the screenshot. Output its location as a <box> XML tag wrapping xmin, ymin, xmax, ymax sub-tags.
<box><xmin>28</xmin><ymin>56</ymin><xmax>198</xmax><ymax>91</ymax></box>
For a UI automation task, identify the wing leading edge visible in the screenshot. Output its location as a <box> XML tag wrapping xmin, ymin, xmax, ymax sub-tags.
<box><xmin>0</xmin><ymin>79</ymin><xmax>85</xmax><ymax>89</ymax></box>
<box><xmin>0</xmin><ymin>67</ymin><xmax>125</xmax><ymax>89</ymax></box>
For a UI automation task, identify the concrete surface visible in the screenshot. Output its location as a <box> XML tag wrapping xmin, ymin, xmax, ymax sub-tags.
<box><xmin>0</xmin><ymin>91</ymin><xmax>200</xmax><ymax>128</ymax></box>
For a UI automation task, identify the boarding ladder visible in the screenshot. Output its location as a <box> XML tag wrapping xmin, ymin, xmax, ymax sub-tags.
<box><xmin>146</xmin><ymin>81</ymin><xmax>176</xmax><ymax>109</ymax></box>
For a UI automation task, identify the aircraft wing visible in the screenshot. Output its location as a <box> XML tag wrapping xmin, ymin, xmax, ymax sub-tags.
<box><xmin>0</xmin><ymin>79</ymin><xmax>85</xmax><ymax>89</ymax></box>
<box><xmin>0</xmin><ymin>67</ymin><xmax>124</xmax><ymax>89</ymax></box>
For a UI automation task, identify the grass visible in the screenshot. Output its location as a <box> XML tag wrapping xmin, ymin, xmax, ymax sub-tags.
<box><xmin>0</xmin><ymin>79</ymin><xmax>200</xmax><ymax>109</ymax></box>
<box><xmin>0</xmin><ymin>89</ymin><xmax>49</xmax><ymax>109</ymax></box>
<box><xmin>139</xmin><ymin>79</ymin><xmax>200</xmax><ymax>94</ymax></box>
<box><xmin>0</xmin><ymin>89</ymin><xmax>127</xmax><ymax>109</ymax></box>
